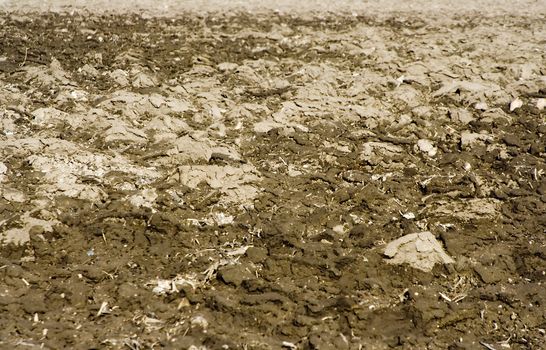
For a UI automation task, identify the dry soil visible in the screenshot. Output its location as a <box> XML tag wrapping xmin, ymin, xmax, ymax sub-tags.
<box><xmin>0</xmin><ymin>2</ymin><xmax>545</xmax><ymax>349</ymax></box>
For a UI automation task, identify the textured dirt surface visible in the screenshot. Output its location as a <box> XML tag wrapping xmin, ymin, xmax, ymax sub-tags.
<box><xmin>2</xmin><ymin>0</ymin><xmax>545</xmax><ymax>17</ymax></box>
<box><xmin>0</xmin><ymin>5</ymin><xmax>545</xmax><ymax>350</ymax></box>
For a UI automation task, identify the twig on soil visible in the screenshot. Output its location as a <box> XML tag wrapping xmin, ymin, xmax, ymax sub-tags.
<box><xmin>203</xmin><ymin>260</ymin><xmax>223</xmax><ymax>282</ymax></box>
<box><xmin>118</xmin><ymin>143</ymin><xmax>138</xmax><ymax>154</ymax></box>
<box><xmin>102</xmin><ymin>271</ymin><xmax>115</xmax><ymax>279</ymax></box>
<box><xmin>452</xmin><ymin>276</ymin><xmax>464</xmax><ymax>290</ymax></box>
<box><xmin>14</xmin><ymin>340</ymin><xmax>41</xmax><ymax>348</ymax></box>
<box><xmin>182</xmin><ymin>326</ymin><xmax>190</xmax><ymax>337</ymax></box>
<box><xmin>377</xmin><ymin>134</ymin><xmax>413</xmax><ymax>145</ymax></box>
<box><xmin>398</xmin><ymin>288</ymin><xmax>410</xmax><ymax>302</ymax></box>
<box><xmin>96</xmin><ymin>301</ymin><xmax>110</xmax><ymax>317</ymax></box>
<box><xmin>498</xmin><ymin>336</ymin><xmax>512</xmax><ymax>347</ymax></box>
<box><xmin>203</xmin><ymin>255</ymin><xmax>242</xmax><ymax>283</ymax></box>
<box><xmin>19</xmin><ymin>47</ymin><xmax>28</xmax><ymax>67</ymax></box>
<box><xmin>451</xmin><ymin>293</ymin><xmax>467</xmax><ymax>303</ymax></box>
<box><xmin>123</xmin><ymin>338</ymin><xmax>142</xmax><ymax>350</ymax></box>
<box><xmin>141</xmin><ymin>151</ymin><xmax>169</xmax><ymax>161</ymax></box>
<box><xmin>479</xmin><ymin>341</ymin><xmax>497</xmax><ymax>350</ymax></box>
<box><xmin>281</xmin><ymin>341</ymin><xmax>297</xmax><ymax>349</ymax></box>
<box><xmin>531</xmin><ymin>168</ymin><xmax>542</xmax><ymax>181</ymax></box>
<box><xmin>439</xmin><ymin>292</ymin><xmax>452</xmax><ymax>302</ymax></box>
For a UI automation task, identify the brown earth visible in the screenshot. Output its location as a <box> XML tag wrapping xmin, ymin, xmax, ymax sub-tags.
<box><xmin>0</xmin><ymin>6</ymin><xmax>545</xmax><ymax>350</ymax></box>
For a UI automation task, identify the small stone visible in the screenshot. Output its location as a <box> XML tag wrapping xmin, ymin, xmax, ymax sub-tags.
<box><xmin>332</xmin><ymin>224</ymin><xmax>346</xmax><ymax>234</ymax></box>
<box><xmin>190</xmin><ymin>315</ymin><xmax>208</xmax><ymax>329</ymax></box>
<box><xmin>509</xmin><ymin>97</ymin><xmax>523</xmax><ymax>112</ymax></box>
<box><xmin>401</xmin><ymin>212</ymin><xmax>415</xmax><ymax>220</ymax></box>
<box><xmin>475</xmin><ymin>102</ymin><xmax>488</xmax><ymax>110</ymax></box>
<box><xmin>415</xmin><ymin>139</ymin><xmax>437</xmax><ymax>157</ymax></box>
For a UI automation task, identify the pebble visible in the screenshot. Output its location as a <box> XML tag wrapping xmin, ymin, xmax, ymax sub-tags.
<box><xmin>537</xmin><ymin>98</ymin><xmax>545</xmax><ymax>110</ymax></box>
<box><xmin>416</xmin><ymin>139</ymin><xmax>437</xmax><ymax>157</ymax></box>
<box><xmin>509</xmin><ymin>97</ymin><xmax>523</xmax><ymax>112</ymax></box>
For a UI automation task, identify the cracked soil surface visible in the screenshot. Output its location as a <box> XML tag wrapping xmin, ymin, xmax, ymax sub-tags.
<box><xmin>0</xmin><ymin>2</ymin><xmax>545</xmax><ymax>349</ymax></box>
